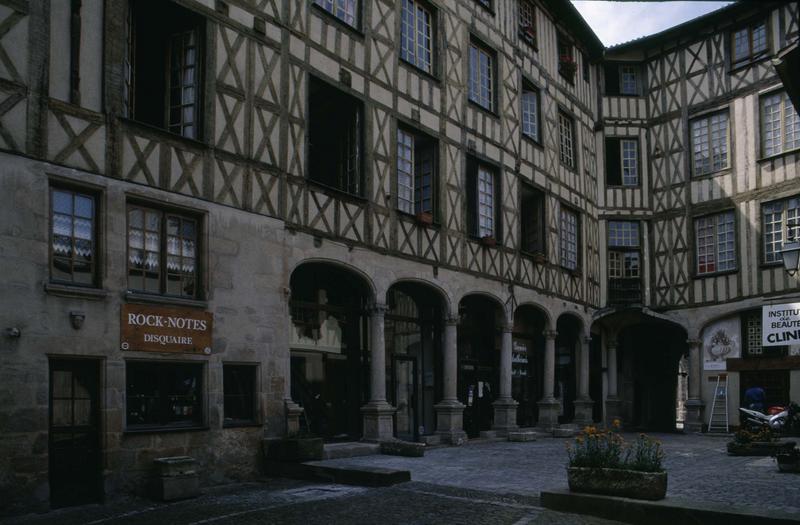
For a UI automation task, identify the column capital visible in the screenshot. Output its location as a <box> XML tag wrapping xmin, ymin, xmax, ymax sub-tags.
<box><xmin>502</xmin><ymin>323</ymin><xmax>514</xmax><ymax>333</ymax></box>
<box><xmin>687</xmin><ymin>338</ymin><xmax>702</xmax><ymax>348</ymax></box>
<box><xmin>367</xmin><ymin>302</ymin><xmax>390</xmax><ymax>316</ymax></box>
<box><xmin>444</xmin><ymin>315</ymin><xmax>460</xmax><ymax>326</ymax></box>
<box><xmin>544</xmin><ymin>329</ymin><xmax>558</xmax><ymax>340</ymax></box>
<box><xmin>606</xmin><ymin>337</ymin><xmax>618</xmax><ymax>349</ymax></box>
<box><xmin>583</xmin><ymin>334</ymin><xmax>593</xmax><ymax>344</ymax></box>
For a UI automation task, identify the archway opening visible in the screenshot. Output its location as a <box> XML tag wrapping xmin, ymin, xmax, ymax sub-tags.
<box><xmin>458</xmin><ymin>294</ymin><xmax>504</xmax><ymax>438</ymax></box>
<box><xmin>289</xmin><ymin>262</ymin><xmax>371</xmax><ymax>441</ymax></box>
<box><xmin>385</xmin><ymin>282</ymin><xmax>445</xmax><ymax>442</ymax></box>
<box><xmin>556</xmin><ymin>314</ymin><xmax>583</xmax><ymax>424</ymax></box>
<box><xmin>512</xmin><ymin>305</ymin><xmax>548</xmax><ymax>426</ymax></box>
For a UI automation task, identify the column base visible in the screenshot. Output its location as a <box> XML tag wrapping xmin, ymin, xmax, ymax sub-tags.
<box><xmin>285</xmin><ymin>400</ymin><xmax>304</xmax><ymax>437</ymax></box>
<box><xmin>684</xmin><ymin>399</ymin><xmax>705</xmax><ymax>433</ymax></box>
<box><xmin>435</xmin><ymin>400</ymin><xmax>468</xmax><ymax>445</ymax></box>
<box><xmin>361</xmin><ymin>401</ymin><xmax>396</xmax><ymax>442</ymax></box>
<box><xmin>573</xmin><ymin>398</ymin><xmax>594</xmax><ymax>427</ymax></box>
<box><xmin>604</xmin><ymin>397</ymin><xmax>623</xmax><ymax>428</ymax></box>
<box><xmin>492</xmin><ymin>398</ymin><xmax>519</xmax><ymax>434</ymax></box>
<box><xmin>537</xmin><ymin>398</ymin><xmax>560</xmax><ymax>431</ymax></box>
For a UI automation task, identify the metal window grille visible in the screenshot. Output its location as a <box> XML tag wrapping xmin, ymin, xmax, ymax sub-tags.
<box><xmin>746</xmin><ymin>315</ymin><xmax>763</xmax><ymax>355</ymax></box>
<box><xmin>400</xmin><ymin>0</ymin><xmax>432</xmax><ymax>73</ymax></box>
<box><xmin>168</xmin><ymin>30</ymin><xmax>199</xmax><ymax>139</ymax></box>
<box><xmin>51</xmin><ymin>188</ymin><xmax>96</xmax><ymax>285</ymax></box>
<box><xmin>314</xmin><ymin>0</ymin><xmax>357</xmax><ymax>27</ymax></box>
<box><xmin>560</xmin><ymin>208</ymin><xmax>578</xmax><ymax>270</ymax></box>
<box><xmin>477</xmin><ymin>166</ymin><xmax>494</xmax><ymax>237</ymax></box>
<box><xmin>397</xmin><ymin>129</ymin><xmax>414</xmax><ymax>214</ymax></box>
<box><xmin>558</xmin><ymin>112</ymin><xmax>574</xmax><ymax>168</ymax></box>
<box><xmin>691</xmin><ymin>112</ymin><xmax>728</xmax><ymax>175</ymax></box>
<box><xmin>521</xmin><ymin>89</ymin><xmax>538</xmax><ymax>140</ymax></box>
<box><xmin>469</xmin><ymin>43</ymin><xmax>493</xmax><ymax>111</ymax></box>
<box><xmin>621</xmin><ymin>139</ymin><xmax>638</xmax><ymax>185</ymax></box>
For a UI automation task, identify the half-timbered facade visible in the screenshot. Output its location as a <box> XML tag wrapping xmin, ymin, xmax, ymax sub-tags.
<box><xmin>0</xmin><ymin>0</ymin><xmax>798</xmax><ymax>514</ymax></box>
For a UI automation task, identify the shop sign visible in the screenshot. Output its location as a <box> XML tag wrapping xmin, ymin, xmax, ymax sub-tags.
<box><xmin>762</xmin><ymin>303</ymin><xmax>800</xmax><ymax>347</ymax></box>
<box><xmin>121</xmin><ymin>304</ymin><xmax>213</xmax><ymax>354</ymax></box>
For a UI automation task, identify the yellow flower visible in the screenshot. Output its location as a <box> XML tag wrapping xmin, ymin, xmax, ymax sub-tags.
<box><xmin>612</xmin><ymin>418</ymin><xmax>621</xmax><ymax>429</ymax></box>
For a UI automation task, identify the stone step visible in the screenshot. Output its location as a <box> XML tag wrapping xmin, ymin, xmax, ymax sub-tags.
<box><xmin>322</xmin><ymin>442</ymin><xmax>381</xmax><ymax>460</ymax></box>
<box><xmin>553</xmin><ymin>426</ymin><xmax>578</xmax><ymax>438</ymax></box>
<box><xmin>265</xmin><ymin>460</ymin><xmax>410</xmax><ymax>487</ymax></box>
<box><xmin>508</xmin><ymin>430</ymin><xmax>539</xmax><ymax>442</ymax></box>
<box><xmin>419</xmin><ymin>434</ymin><xmax>441</xmax><ymax>446</ymax></box>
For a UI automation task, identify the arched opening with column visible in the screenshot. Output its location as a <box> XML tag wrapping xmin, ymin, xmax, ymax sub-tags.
<box><xmin>288</xmin><ymin>261</ymin><xmax>373</xmax><ymax>441</ymax></box>
<box><xmin>555</xmin><ymin>314</ymin><xmax>584</xmax><ymax>424</ymax></box>
<box><xmin>385</xmin><ymin>281</ymin><xmax>446</xmax><ymax>442</ymax></box>
<box><xmin>457</xmin><ymin>294</ymin><xmax>505</xmax><ymax>438</ymax></box>
<box><xmin>512</xmin><ymin>304</ymin><xmax>549</xmax><ymax>427</ymax></box>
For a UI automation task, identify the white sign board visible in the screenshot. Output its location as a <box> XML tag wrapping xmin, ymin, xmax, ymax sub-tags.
<box><xmin>762</xmin><ymin>303</ymin><xmax>800</xmax><ymax>347</ymax></box>
<box><xmin>702</xmin><ymin>317</ymin><xmax>740</xmax><ymax>370</ymax></box>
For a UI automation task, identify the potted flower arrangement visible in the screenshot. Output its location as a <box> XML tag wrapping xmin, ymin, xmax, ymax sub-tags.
<box><xmin>727</xmin><ymin>427</ymin><xmax>796</xmax><ymax>456</ymax></box>
<box><xmin>480</xmin><ymin>235</ymin><xmax>497</xmax><ymax>247</ymax></box>
<box><xmin>565</xmin><ymin>421</ymin><xmax>667</xmax><ymax>500</ymax></box>
<box><xmin>415</xmin><ymin>211</ymin><xmax>434</xmax><ymax>226</ymax></box>
<box><xmin>559</xmin><ymin>55</ymin><xmax>577</xmax><ymax>79</ymax></box>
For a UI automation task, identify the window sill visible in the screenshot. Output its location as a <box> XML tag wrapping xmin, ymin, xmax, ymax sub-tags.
<box><xmin>398</xmin><ymin>58</ymin><xmax>440</xmax><ymax>83</ymax></box>
<box><xmin>691</xmin><ymin>167</ymin><xmax>731</xmax><ymax>180</ymax></box>
<box><xmin>521</xmin><ymin>133</ymin><xmax>543</xmax><ymax>149</ymax></box>
<box><xmin>306</xmin><ymin>179</ymin><xmax>368</xmax><ymax>204</ymax></box>
<box><xmin>396</xmin><ymin>209</ymin><xmax>441</xmax><ymax>229</ymax></box>
<box><xmin>44</xmin><ymin>282</ymin><xmax>108</xmax><ymax>301</ymax></box>
<box><xmin>223</xmin><ymin>421</ymin><xmax>261</xmax><ymax>429</ymax></box>
<box><xmin>119</xmin><ymin>117</ymin><xmax>208</xmax><ymax>150</ymax></box>
<box><xmin>124</xmin><ymin>425</ymin><xmax>209</xmax><ymax>435</ymax></box>
<box><xmin>125</xmin><ymin>291</ymin><xmax>208</xmax><ymax>309</ymax></box>
<box><xmin>474</xmin><ymin>1</ymin><xmax>495</xmax><ymax>16</ymax></box>
<box><xmin>758</xmin><ymin>147</ymin><xmax>800</xmax><ymax>163</ymax></box>
<box><xmin>728</xmin><ymin>52</ymin><xmax>771</xmax><ymax>74</ymax></box>
<box><xmin>310</xmin><ymin>3</ymin><xmax>364</xmax><ymax>38</ymax></box>
<box><xmin>606</xmin><ymin>183</ymin><xmax>641</xmax><ymax>189</ymax></box>
<box><xmin>467</xmin><ymin>99</ymin><xmax>500</xmax><ymax>120</ymax></box>
<box><xmin>559</xmin><ymin>161</ymin><xmax>578</xmax><ymax>173</ymax></box>
<box><xmin>521</xmin><ymin>249</ymin><xmax>547</xmax><ymax>262</ymax></box>
<box><xmin>693</xmin><ymin>269</ymin><xmax>738</xmax><ymax>280</ymax></box>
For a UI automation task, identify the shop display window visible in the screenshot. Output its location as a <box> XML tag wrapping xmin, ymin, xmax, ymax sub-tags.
<box><xmin>126</xmin><ymin>361</ymin><xmax>203</xmax><ymax>430</ymax></box>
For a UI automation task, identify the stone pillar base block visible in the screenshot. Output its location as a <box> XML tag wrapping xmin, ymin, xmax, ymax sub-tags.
<box><xmin>285</xmin><ymin>400</ymin><xmax>304</xmax><ymax>437</ymax></box>
<box><xmin>684</xmin><ymin>399</ymin><xmax>705</xmax><ymax>433</ymax></box>
<box><xmin>492</xmin><ymin>399</ymin><xmax>519</xmax><ymax>433</ymax></box>
<box><xmin>573</xmin><ymin>399</ymin><xmax>595</xmax><ymax>427</ymax></box>
<box><xmin>604</xmin><ymin>397</ymin><xmax>622</xmax><ymax>428</ymax></box>
<box><xmin>537</xmin><ymin>399</ymin><xmax>561</xmax><ymax>431</ymax></box>
<box><xmin>361</xmin><ymin>402</ymin><xmax>396</xmax><ymax>442</ymax></box>
<box><xmin>435</xmin><ymin>401</ymin><xmax>467</xmax><ymax>445</ymax></box>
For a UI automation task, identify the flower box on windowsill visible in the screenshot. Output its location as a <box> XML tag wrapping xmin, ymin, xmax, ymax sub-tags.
<box><xmin>570</xmin><ymin>268</ymin><xmax>582</xmax><ymax>278</ymax></box>
<box><xmin>415</xmin><ymin>212</ymin><xmax>434</xmax><ymax>226</ymax></box>
<box><xmin>480</xmin><ymin>236</ymin><xmax>497</xmax><ymax>248</ymax></box>
<box><xmin>532</xmin><ymin>253</ymin><xmax>546</xmax><ymax>264</ymax></box>
<box><xmin>519</xmin><ymin>25</ymin><xmax>536</xmax><ymax>46</ymax></box>
<box><xmin>559</xmin><ymin>56</ymin><xmax>577</xmax><ymax>80</ymax></box>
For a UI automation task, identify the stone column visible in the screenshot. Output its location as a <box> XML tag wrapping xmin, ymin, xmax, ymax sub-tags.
<box><xmin>492</xmin><ymin>322</ymin><xmax>518</xmax><ymax>434</ymax></box>
<box><xmin>435</xmin><ymin>315</ymin><xmax>467</xmax><ymax>445</ymax></box>
<box><xmin>284</xmin><ymin>290</ymin><xmax>303</xmax><ymax>437</ymax></box>
<box><xmin>684</xmin><ymin>338</ymin><xmax>705</xmax><ymax>432</ymax></box>
<box><xmin>573</xmin><ymin>334</ymin><xmax>594</xmax><ymax>426</ymax></box>
<box><xmin>537</xmin><ymin>329</ymin><xmax>560</xmax><ymax>430</ymax></box>
<box><xmin>361</xmin><ymin>303</ymin><xmax>395</xmax><ymax>441</ymax></box>
<box><xmin>604</xmin><ymin>336</ymin><xmax>622</xmax><ymax>427</ymax></box>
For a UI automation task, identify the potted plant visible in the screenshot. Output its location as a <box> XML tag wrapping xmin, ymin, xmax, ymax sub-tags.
<box><xmin>565</xmin><ymin>422</ymin><xmax>667</xmax><ymax>500</ymax></box>
<box><xmin>415</xmin><ymin>211</ymin><xmax>434</xmax><ymax>226</ymax></box>
<box><xmin>559</xmin><ymin>55</ymin><xmax>577</xmax><ymax>79</ymax></box>
<box><xmin>519</xmin><ymin>24</ymin><xmax>536</xmax><ymax>45</ymax></box>
<box><xmin>480</xmin><ymin>235</ymin><xmax>496</xmax><ymax>247</ymax></box>
<box><xmin>532</xmin><ymin>252</ymin><xmax>546</xmax><ymax>264</ymax></box>
<box><xmin>727</xmin><ymin>428</ymin><xmax>796</xmax><ymax>456</ymax></box>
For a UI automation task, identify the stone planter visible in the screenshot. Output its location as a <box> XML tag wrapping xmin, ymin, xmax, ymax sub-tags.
<box><xmin>152</xmin><ymin>456</ymin><xmax>199</xmax><ymax>501</ymax></box>
<box><xmin>726</xmin><ymin>440</ymin><xmax>796</xmax><ymax>456</ymax></box>
<box><xmin>775</xmin><ymin>453</ymin><xmax>800</xmax><ymax>473</ymax></box>
<box><xmin>567</xmin><ymin>467</ymin><xmax>667</xmax><ymax>501</ymax></box>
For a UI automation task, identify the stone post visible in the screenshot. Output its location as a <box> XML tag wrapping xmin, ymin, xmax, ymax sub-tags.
<box><xmin>435</xmin><ymin>315</ymin><xmax>467</xmax><ymax>445</ymax></box>
<box><xmin>604</xmin><ymin>336</ymin><xmax>622</xmax><ymax>427</ymax></box>
<box><xmin>537</xmin><ymin>329</ymin><xmax>560</xmax><ymax>430</ymax></box>
<box><xmin>361</xmin><ymin>303</ymin><xmax>395</xmax><ymax>441</ymax></box>
<box><xmin>284</xmin><ymin>290</ymin><xmax>303</xmax><ymax>437</ymax></box>
<box><xmin>684</xmin><ymin>338</ymin><xmax>705</xmax><ymax>432</ymax></box>
<box><xmin>573</xmin><ymin>334</ymin><xmax>594</xmax><ymax>426</ymax></box>
<box><xmin>492</xmin><ymin>322</ymin><xmax>518</xmax><ymax>434</ymax></box>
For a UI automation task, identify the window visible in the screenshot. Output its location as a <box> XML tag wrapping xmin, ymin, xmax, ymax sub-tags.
<box><xmin>126</xmin><ymin>1</ymin><xmax>205</xmax><ymax>139</ymax></box>
<box><xmin>520</xmin><ymin>185</ymin><xmax>545</xmax><ymax>254</ymax></box>
<box><xmin>690</xmin><ymin>111</ymin><xmax>729</xmax><ymax>176</ymax></box>
<box><xmin>127</xmin><ymin>204</ymin><xmax>199</xmax><ymax>299</ymax></box>
<box><xmin>469</xmin><ymin>40</ymin><xmax>494</xmax><ymax>111</ymax></box>
<box><xmin>521</xmin><ymin>85</ymin><xmax>539</xmax><ymax>142</ymax></box>
<box><xmin>731</xmin><ymin>21</ymin><xmax>767</xmax><ymax>67</ymax></box>
<box><xmin>559</xmin><ymin>206</ymin><xmax>579</xmax><ymax>271</ymax></box>
<box><xmin>603</xmin><ymin>63</ymin><xmax>640</xmax><ymax>96</ymax></box>
<box><xmin>608</xmin><ymin>221</ymin><xmax>640</xmax><ymax>279</ymax></box>
<box><xmin>314</xmin><ymin>0</ymin><xmax>358</xmax><ymax>28</ymax></box>
<box><xmin>694</xmin><ymin>211</ymin><xmax>736</xmax><ymax>275</ymax></box>
<box><xmin>396</xmin><ymin>127</ymin><xmax>437</xmax><ymax>217</ymax></box>
<box><xmin>742</xmin><ymin>311</ymin><xmax>787</xmax><ymax>358</ymax></box>
<box><xmin>620</xmin><ymin>65</ymin><xmax>638</xmax><ymax>95</ymax></box>
<box><xmin>223</xmin><ymin>365</ymin><xmax>257</xmax><ymax>425</ymax></box>
<box><xmin>50</xmin><ymin>187</ymin><xmax>98</xmax><ymax>286</ymax></box>
<box><xmin>605</xmin><ymin>138</ymin><xmax>638</xmax><ymax>186</ymax></box>
<box><xmin>763</xmin><ymin>196</ymin><xmax>800</xmax><ymax>264</ymax></box>
<box><xmin>466</xmin><ymin>159</ymin><xmax>500</xmax><ymax>240</ymax></box>
<box><xmin>475</xmin><ymin>0</ymin><xmax>492</xmax><ymax>10</ymax></box>
<box><xmin>518</xmin><ymin>1</ymin><xmax>536</xmax><ymax>45</ymax></box>
<box><xmin>761</xmin><ymin>91</ymin><xmax>800</xmax><ymax>157</ymax></box>
<box><xmin>308</xmin><ymin>76</ymin><xmax>363</xmax><ymax>195</ymax></box>
<box><xmin>400</xmin><ymin>0</ymin><xmax>433</xmax><ymax>74</ymax></box>
<box><xmin>557</xmin><ymin>32</ymin><xmax>575</xmax><ymax>82</ymax></box>
<box><xmin>126</xmin><ymin>361</ymin><xmax>203</xmax><ymax>430</ymax></box>
<box><xmin>558</xmin><ymin>111</ymin><xmax>575</xmax><ymax>169</ymax></box>
<box><xmin>582</xmin><ymin>51</ymin><xmax>590</xmax><ymax>82</ymax></box>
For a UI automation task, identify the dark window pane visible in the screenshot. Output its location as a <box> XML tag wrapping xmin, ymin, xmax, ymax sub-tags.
<box><xmin>224</xmin><ymin>365</ymin><xmax>256</xmax><ymax>423</ymax></box>
<box><xmin>126</xmin><ymin>362</ymin><xmax>203</xmax><ymax>429</ymax></box>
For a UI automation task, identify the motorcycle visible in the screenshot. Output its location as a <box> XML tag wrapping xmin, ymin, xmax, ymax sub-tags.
<box><xmin>739</xmin><ymin>403</ymin><xmax>799</xmax><ymax>433</ymax></box>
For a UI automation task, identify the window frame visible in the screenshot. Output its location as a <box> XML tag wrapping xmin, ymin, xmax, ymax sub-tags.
<box><xmin>520</xmin><ymin>182</ymin><xmax>546</xmax><ymax>256</ymax></box>
<box><xmin>126</xmin><ymin>201</ymin><xmax>203</xmax><ymax>301</ymax></box>
<box><xmin>607</xmin><ymin>220</ymin><xmax>641</xmax><ymax>280</ymax></box>
<box><xmin>693</xmin><ymin>209</ymin><xmax>737</xmax><ymax>277</ymax></box>
<box><xmin>223</xmin><ymin>363</ymin><xmax>259</xmax><ymax>427</ymax></box>
<box><xmin>49</xmin><ymin>183</ymin><xmax>102</xmax><ymax>289</ymax></box>
<box><xmin>399</xmin><ymin>0</ymin><xmax>436</xmax><ymax>76</ymax></box>
<box><xmin>761</xmin><ymin>195</ymin><xmax>800</xmax><ymax>267</ymax></box>
<box><xmin>760</xmin><ymin>90</ymin><xmax>800</xmax><ymax>159</ymax></box>
<box><xmin>466</xmin><ymin>157</ymin><xmax>501</xmax><ymax>242</ymax></box>
<box><xmin>558</xmin><ymin>109</ymin><xmax>577</xmax><ymax>170</ymax></box>
<box><xmin>468</xmin><ymin>37</ymin><xmax>497</xmax><ymax>113</ymax></box>
<box><xmin>619</xmin><ymin>64</ymin><xmax>639</xmax><ymax>96</ymax></box>
<box><xmin>559</xmin><ymin>204</ymin><xmax>580</xmax><ymax>272</ymax></box>
<box><xmin>690</xmin><ymin>109</ymin><xmax>731</xmax><ymax>177</ymax></box>
<box><xmin>312</xmin><ymin>0</ymin><xmax>360</xmax><ymax>30</ymax></box>
<box><xmin>557</xmin><ymin>31</ymin><xmax>575</xmax><ymax>84</ymax></box>
<box><xmin>518</xmin><ymin>0</ymin><xmax>537</xmax><ymax>48</ymax></box>
<box><xmin>395</xmin><ymin>124</ymin><xmax>439</xmax><ymax>220</ymax></box>
<box><xmin>520</xmin><ymin>82</ymin><xmax>541</xmax><ymax>144</ymax></box>
<box><xmin>729</xmin><ymin>19</ymin><xmax>769</xmax><ymax>69</ymax></box>
<box><xmin>125</xmin><ymin>360</ymin><xmax>205</xmax><ymax>432</ymax></box>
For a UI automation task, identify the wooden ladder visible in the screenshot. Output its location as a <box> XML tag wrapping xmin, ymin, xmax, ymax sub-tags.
<box><xmin>707</xmin><ymin>374</ymin><xmax>729</xmax><ymax>433</ymax></box>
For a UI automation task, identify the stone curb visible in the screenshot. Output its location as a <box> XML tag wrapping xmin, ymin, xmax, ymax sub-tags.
<box><xmin>265</xmin><ymin>460</ymin><xmax>410</xmax><ymax>487</ymax></box>
<box><xmin>541</xmin><ymin>489</ymin><xmax>800</xmax><ymax>525</ymax></box>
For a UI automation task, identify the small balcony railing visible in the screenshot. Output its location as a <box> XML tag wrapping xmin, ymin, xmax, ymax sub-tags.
<box><xmin>608</xmin><ymin>278</ymin><xmax>642</xmax><ymax>306</ymax></box>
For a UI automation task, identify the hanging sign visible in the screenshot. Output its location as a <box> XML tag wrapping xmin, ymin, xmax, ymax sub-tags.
<box><xmin>121</xmin><ymin>304</ymin><xmax>213</xmax><ymax>354</ymax></box>
<box><xmin>762</xmin><ymin>303</ymin><xmax>800</xmax><ymax>347</ymax></box>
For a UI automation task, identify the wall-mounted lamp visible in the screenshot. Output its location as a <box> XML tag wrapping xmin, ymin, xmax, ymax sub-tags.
<box><xmin>781</xmin><ymin>222</ymin><xmax>800</xmax><ymax>276</ymax></box>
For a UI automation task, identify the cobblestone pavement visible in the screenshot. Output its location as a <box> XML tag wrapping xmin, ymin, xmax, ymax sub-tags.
<box><xmin>319</xmin><ymin>432</ymin><xmax>800</xmax><ymax>516</ymax></box>
<box><xmin>3</xmin><ymin>479</ymin><xmax>623</xmax><ymax>525</ymax></box>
